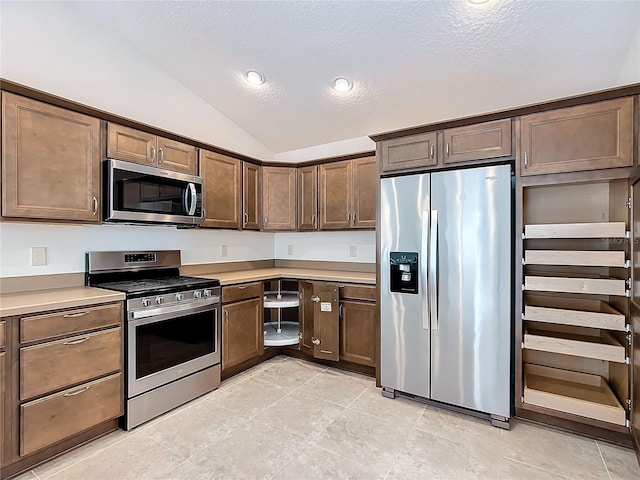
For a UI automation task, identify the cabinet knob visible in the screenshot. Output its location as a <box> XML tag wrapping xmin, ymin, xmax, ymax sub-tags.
<box><xmin>151</xmin><ymin>146</ymin><xmax>156</xmax><ymax>162</ymax></box>
<box><xmin>445</xmin><ymin>143</ymin><xmax>450</xmax><ymax>157</ymax></box>
<box><xmin>159</xmin><ymin>147</ymin><xmax>164</xmax><ymax>164</ymax></box>
<box><xmin>92</xmin><ymin>196</ymin><xmax>98</xmax><ymax>216</ymax></box>
<box><xmin>311</xmin><ymin>337</ymin><xmax>321</xmax><ymax>346</ymax></box>
<box><xmin>524</xmin><ymin>151</ymin><xmax>528</xmax><ymax>169</ymax></box>
<box><xmin>430</xmin><ymin>144</ymin><xmax>435</xmax><ymax>159</ymax></box>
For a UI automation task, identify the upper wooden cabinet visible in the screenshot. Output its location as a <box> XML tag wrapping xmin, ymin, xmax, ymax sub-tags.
<box><xmin>519</xmin><ymin>97</ymin><xmax>633</xmax><ymax>176</ymax></box>
<box><xmin>319</xmin><ymin>160</ymin><xmax>352</xmax><ymax>229</ymax></box>
<box><xmin>199</xmin><ymin>150</ymin><xmax>241</xmax><ymax>229</ymax></box>
<box><xmin>297</xmin><ymin>165</ymin><xmax>318</xmax><ymax>231</ymax></box>
<box><xmin>380</xmin><ymin>119</ymin><xmax>512</xmax><ymax>173</ymax></box>
<box><xmin>379</xmin><ymin>131</ymin><xmax>438</xmax><ymax>173</ymax></box>
<box><xmin>243</xmin><ymin>162</ymin><xmax>261</xmax><ymax>230</ymax></box>
<box><xmin>352</xmin><ymin>156</ymin><xmax>377</xmax><ymax>228</ymax></box>
<box><xmin>107</xmin><ymin>123</ymin><xmax>197</xmax><ymax>174</ymax></box>
<box><xmin>319</xmin><ymin>156</ymin><xmax>376</xmax><ymax>230</ymax></box>
<box><xmin>2</xmin><ymin>93</ymin><xmax>102</xmax><ymax>222</ymax></box>
<box><xmin>262</xmin><ymin>167</ymin><xmax>296</xmax><ymax>230</ymax></box>
<box><xmin>443</xmin><ymin>119</ymin><xmax>512</xmax><ymax>164</ymax></box>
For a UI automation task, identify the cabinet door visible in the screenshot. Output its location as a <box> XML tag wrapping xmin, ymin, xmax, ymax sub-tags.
<box><xmin>520</xmin><ymin>97</ymin><xmax>633</xmax><ymax>176</ymax></box>
<box><xmin>443</xmin><ymin>119</ymin><xmax>512</xmax><ymax>164</ymax></box>
<box><xmin>319</xmin><ymin>160</ymin><xmax>352</xmax><ymax>230</ymax></box>
<box><xmin>379</xmin><ymin>131</ymin><xmax>438</xmax><ymax>173</ymax></box>
<box><xmin>299</xmin><ymin>281</ymin><xmax>314</xmax><ymax>355</ymax></box>
<box><xmin>340</xmin><ymin>300</ymin><xmax>376</xmax><ymax>367</ymax></box>
<box><xmin>243</xmin><ymin>162</ymin><xmax>261</xmax><ymax>230</ymax></box>
<box><xmin>157</xmin><ymin>136</ymin><xmax>197</xmax><ymax>174</ymax></box>
<box><xmin>297</xmin><ymin>165</ymin><xmax>318</xmax><ymax>231</ymax></box>
<box><xmin>222</xmin><ymin>298</ymin><xmax>263</xmax><ymax>371</ymax></box>
<box><xmin>107</xmin><ymin>123</ymin><xmax>156</xmax><ymax>166</ymax></box>
<box><xmin>352</xmin><ymin>156</ymin><xmax>377</xmax><ymax>229</ymax></box>
<box><xmin>262</xmin><ymin>167</ymin><xmax>296</xmax><ymax>230</ymax></box>
<box><xmin>2</xmin><ymin>93</ymin><xmax>101</xmax><ymax>222</ymax></box>
<box><xmin>199</xmin><ymin>150</ymin><xmax>241</xmax><ymax>228</ymax></box>
<box><xmin>312</xmin><ymin>283</ymin><xmax>339</xmax><ymax>361</ymax></box>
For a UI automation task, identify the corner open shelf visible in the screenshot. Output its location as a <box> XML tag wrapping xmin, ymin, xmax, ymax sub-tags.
<box><xmin>263</xmin><ymin>281</ymin><xmax>300</xmax><ymax>347</ymax></box>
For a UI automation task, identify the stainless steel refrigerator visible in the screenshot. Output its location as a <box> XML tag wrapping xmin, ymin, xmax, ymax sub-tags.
<box><xmin>380</xmin><ymin>164</ymin><xmax>512</xmax><ymax>426</ymax></box>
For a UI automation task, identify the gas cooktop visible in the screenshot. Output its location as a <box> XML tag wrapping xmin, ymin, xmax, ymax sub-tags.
<box><xmin>95</xmin><ymin>275</ymin><xmax>220</xmax><ymax>295</ymax></box>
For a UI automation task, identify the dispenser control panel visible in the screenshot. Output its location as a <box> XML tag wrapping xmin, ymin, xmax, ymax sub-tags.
<box><xmin>390</xmin><ymin>252</ymin><xmax>419</xmax><ymax>294</ymax></box>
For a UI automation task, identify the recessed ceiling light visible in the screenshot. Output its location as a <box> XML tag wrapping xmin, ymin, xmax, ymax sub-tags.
<box><xmin>244</xmin><ymin>70</ymin><xmax>265</xmax><ymax>85</ymax></box>
<box><xmin>467</xmin><ymin>0</ymin><xmax>490</xmax><ymax>3</ymax></box>
<box><xmin>332</xmin><ymin>77</ymin><xmax>352</xmax><ymax>92</ymax></box>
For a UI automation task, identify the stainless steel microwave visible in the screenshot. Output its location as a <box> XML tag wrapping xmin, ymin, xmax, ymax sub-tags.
<box><xmin>104</xmin><ymin>159</ymin><xmax>204</xmax><ymax>226</ymax></box>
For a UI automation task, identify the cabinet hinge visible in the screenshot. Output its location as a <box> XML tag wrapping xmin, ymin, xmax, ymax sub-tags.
<box><xmin>627</xmin><ymin>398</ymin><xmax>632</xmax><ymax>409</ymax></box>
<box><xmin>627</xmin><ymin>333</ymin><xmax>632</xmax><ymax>346</ymax></box>
<box><xmin>626</xmin><ymin>198</ymin><xmax>632</xmax><ymax>209</ymax></box>
<box><xmin>625</xmin><ymin>356</ymin><xmax>630</xmax><ymax>365</ymax></box>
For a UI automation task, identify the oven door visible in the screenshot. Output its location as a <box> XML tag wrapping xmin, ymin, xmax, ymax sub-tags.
<box><xmin>127</xmin><ymin>302</ymin><xmax>220</xmax><ymax>397</ymax></box>
<box><xmin>105</xmin><ymin>158</ymin><xmax>204</xmax><ymax>225</ymax></box>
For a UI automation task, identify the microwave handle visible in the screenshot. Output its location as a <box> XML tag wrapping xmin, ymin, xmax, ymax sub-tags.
<box><xmin>187</xmin><ymin>183</ymin><xmax>197</xmax><ymax>215</ymax></box>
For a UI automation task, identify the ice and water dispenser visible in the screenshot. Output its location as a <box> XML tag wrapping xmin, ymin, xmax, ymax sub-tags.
<box><xmin>389</xmin><ymin>252</ymin><xmax>419</xmax><ymax>294</ymax></box>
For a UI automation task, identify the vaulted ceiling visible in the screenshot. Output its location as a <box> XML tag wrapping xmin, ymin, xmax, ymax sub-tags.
<box><xmin>68</xmin><ymin>1</ymin><xmax>640</xmax><ymax>154</ymax></box>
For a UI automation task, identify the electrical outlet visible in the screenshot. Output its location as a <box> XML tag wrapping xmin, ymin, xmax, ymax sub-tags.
<box><xmin>220</xmin><ymin>245</ymin><xmax>228</xmax><ymax>257</ymax></box>
<box><xmin>349</xmin><ymin>245</ymin><xmax>357</xmax><ymax>257</ymax></box>
<box><xmin>287</xmin><ymin>244</ymin><xmax>294</xmax><ymax>255</ymax></box>
<box><xmin>31</xmin><ymin>247</ymin><xmax>47</xmax><ymax>266</ymax></box>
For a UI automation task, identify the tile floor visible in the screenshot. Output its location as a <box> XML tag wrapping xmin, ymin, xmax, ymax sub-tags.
<box><xmin>12</xmin><ymin>356</ymin><xmax>640</xmax><ymax>480</ymax></box>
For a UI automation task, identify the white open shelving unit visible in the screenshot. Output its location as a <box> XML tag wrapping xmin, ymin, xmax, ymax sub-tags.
<box><xmin>263</xmin><ymin>280</ymin><xmax>300</xmax><ymax>347</ymax></box>
<box><xmin>521</xmin><ymin>215</ymin><xmax>631</xmax><ymax>427</ymax></box>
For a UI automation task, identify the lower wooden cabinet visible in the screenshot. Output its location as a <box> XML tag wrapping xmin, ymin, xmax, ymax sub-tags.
<box><xmin>20</xmin><ymin>373</ymin><xmax>122</xmax><ymax>456</ymax></box>
<box><xmin>222</xmin><ymin>292</ymin><xmax>264</xmax><ymax>371</ymax></box>
<box><xmin>1</xmin><ymin>301</ymin><xmax>124</xmax><ymax>473</ymax></box>
<box><xmin>340</xmin><ymin>300</ymin><xmax>376</xmax><ymax>367</ymax></box>
<box><xmin>299</xmin><ymin>282</ymin><xmax>340</xmax><ymax>361</ymax></box>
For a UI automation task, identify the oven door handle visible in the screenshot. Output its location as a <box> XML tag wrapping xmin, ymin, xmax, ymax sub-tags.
<box><xmin>130</xmin><ymin>297</ymin><xmax>220</xmax><ymax>321</ymax></box>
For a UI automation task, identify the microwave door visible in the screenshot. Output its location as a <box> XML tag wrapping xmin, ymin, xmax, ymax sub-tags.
<box><xmin>105</xmin><ymin>159</ymin><xmax>204</xmax><ymax>225</ymax></box>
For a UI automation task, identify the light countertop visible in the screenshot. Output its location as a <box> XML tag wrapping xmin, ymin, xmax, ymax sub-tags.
<box><xmin>195</xmin><ymin>268</ymin><xmax>376</xmax><ymax>286</ymax></box>
<box><xmin>0</xmin><ymin>268</ymin><xmax>374</xmax><ymax>317</ymax></box>
<box><xmin>0</xmin><ymin>287</ymin><xmax>126</xmax><ymax>318</ymax></box>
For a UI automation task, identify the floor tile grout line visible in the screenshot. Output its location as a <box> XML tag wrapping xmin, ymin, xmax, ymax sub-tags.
<box><xmin>501</xmin><ymin>456</ymin><xmax>577</xmax><ymax>480</ymax></box>
<box><xmin>34</xmin><ymin>432</ymin><xmax>132</xmax><ymax>480</ymax></box>
<box><xmin>31</xmin><ymin>471</ymin><xmax>42</xmax><ymax>480</ymax></box>
<box><xmin>595</xmin><ymin>440</ymin><xmax>613</xmax><ymax>480</ymax></box>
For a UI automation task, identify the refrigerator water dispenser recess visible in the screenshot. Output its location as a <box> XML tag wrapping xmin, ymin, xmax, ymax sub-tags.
<box><xmin>390</xmin><ymin>252</ymin><xmax>419</xmax><ymax>294</ymax></box>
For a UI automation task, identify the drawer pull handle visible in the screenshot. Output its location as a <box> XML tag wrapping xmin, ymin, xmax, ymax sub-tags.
<box><xmin>63</xmin><ymin>386</ymin><xmax>91</xmax><ymax>397</ymax></box>
<box><xmin>63</xmin><ymin>337</ymin><xmax>90</xmax><ymax>346</ymax></box>
<box><xmin>237</xmin><ymin>286</ymin><xmax>248</xmax><ymax>290</ymax></box>
<box><xmin>63</xmin><ymin>311</ymin><xmax>90</xmax><ymax>318</ymax></box>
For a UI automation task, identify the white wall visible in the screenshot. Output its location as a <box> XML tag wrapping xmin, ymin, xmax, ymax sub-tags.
<box><xmin>618</xmin><ymin>24</ymin><xmax>640</xmax><ymax>85</ymax></box>
<box><xmin>0</xmin><ymin>1</ymin><xmax>273</xmax><ymax>160</ymax></box>
<box><xmin>274</xmin><ymin>136</ymin><xmax>376</xmax><ymax>163</ymax></box>
<box><xmin>274</xmin><ymin>231</ymin><xmax>375</xmax><ymax>264</ymax></box>
<box><xmin>0</xmin><ymin>223</ymin><xmax>274</xmax><ymax>277</ymax></box>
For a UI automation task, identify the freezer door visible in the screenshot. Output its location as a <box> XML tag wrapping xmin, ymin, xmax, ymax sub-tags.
<box><xmin>380</xmin><ymin>174</ymin><xmax>431</xmax><ymax>398</ymax></box>
<box><xmin>430</xmin><ymin>164</ymin><xmax>512</xmax><ymax>418</ymax></box>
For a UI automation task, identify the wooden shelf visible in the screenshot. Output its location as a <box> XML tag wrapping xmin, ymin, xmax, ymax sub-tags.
<box><xmin>524</xmin><ymin>250</ymin><xmax>627</xmax><ymax>268</ymax></box>
<box><xmin>523</xmin><ymin>364</ymin><xmax>626</xmax><ymax>426</ymax></box>
<box><xmin>524</xmin><ymin>274</ymin><xmax>627</xmax><ymax>297</ymax></box>
<box><xmin>524</xmin><ymin>326</ymin><xmax>626</xmax><ymax>363</ymax></box>
<box><xmin>523</xmin><ymin>296</ymin><xmax>626</xmax><ymax>331</ymax></box>
<box><xmin>524</xmin><ymin>222</ymin><xmax>627</xmax><ymax>239</ymax></box>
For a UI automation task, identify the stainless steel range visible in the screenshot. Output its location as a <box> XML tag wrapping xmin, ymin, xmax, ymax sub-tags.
<box><xmin>86</xmin><ymin>250</ymin><xmax>221</xmax><ymax>430</ymax></box>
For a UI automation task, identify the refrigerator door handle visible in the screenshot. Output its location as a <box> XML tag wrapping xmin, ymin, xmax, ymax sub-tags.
<box><xmin>429</xmin><ymin>209</ymin><xmax>439</xmax><ymax>331</ymax></box>
<box><xmin>421</xmin><ymin>209</ymin><xmax>430</xmax><ymax>331</ymax></box>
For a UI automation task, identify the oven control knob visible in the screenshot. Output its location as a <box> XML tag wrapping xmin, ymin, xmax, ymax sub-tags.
<box><xmin>204</xmin><ymin>289</ymin><xmax>212</xmax><ymax>298</ymax></box>
<box><xmin>142</xmin><ymin>298</ymin><xmax>151</xmax><ymax>308</ymax></box>
<box><xmin>175</xmin><ymin>293</ymin><xmax>184</xmax><ymax>302</ymax></box>
<box><xmin>156</xmin><ymin>296</ymin><xmax>164</xmax><ymax>305</ymax></box>
<box><xmin>194</xmin><ymin>290</ymin><xmax>202</xmax><ymax>299</ymax></box>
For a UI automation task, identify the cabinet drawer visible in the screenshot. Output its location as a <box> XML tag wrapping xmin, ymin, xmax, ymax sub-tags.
<box><xmin>20</xmin><ymin>303</ymin><xmax>122</xmax><ymax>343</ymax></box>
<box><xmin>0</xmin><ymin>321</ymin><xmax>5</xmax><ymax>349</ymax></box>
<box><xmin>380</xmin><ymin>132</ymin><xmax>438</xmax><ymax>173</ymax></box>
<box><xmin>520</xmin><ymin>97</ymin><xmax>633</xmax><ymax>176</ymax></box>
<box><xmin>222</xmin><ymin>282</ymin><xmax>262</xmax><ymax>304</ymax></box>
<box><xmin>21</xmin><ymin>327</ymin><xmax>121</xmax><ymax>400</ymax></box>
<box><xmin>339</xmin><ymin>285</ymin><xmax>376</xmax><ymax>301</ymax></box>
<box><xmin>21</xmin><ymin>373</ymin><xmax>122</xmax><ymax>456</ymax></box>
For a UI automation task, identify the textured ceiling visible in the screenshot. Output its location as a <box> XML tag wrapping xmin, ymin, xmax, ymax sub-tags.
<box><xmin>71</xmin><ymin>1</ymin><xmax>639</xmax><ymax>154</ymax></box>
